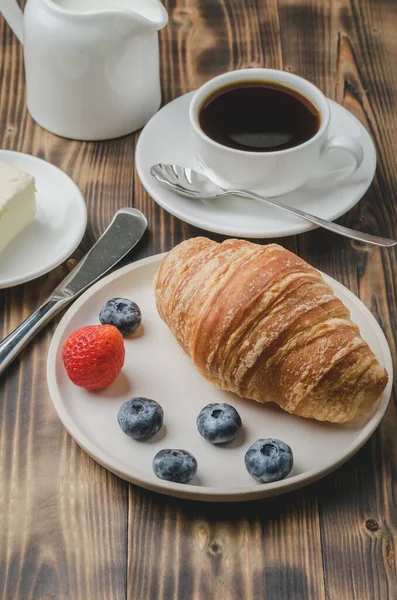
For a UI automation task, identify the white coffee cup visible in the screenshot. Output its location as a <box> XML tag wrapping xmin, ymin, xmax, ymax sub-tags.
<box><xmin>189</xmin><ymin>69</ymin><xmax>364</xmax><ymax>196</ymax></box>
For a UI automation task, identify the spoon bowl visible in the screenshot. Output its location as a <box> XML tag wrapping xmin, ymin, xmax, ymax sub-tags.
<box><xmin>150</xmin><ymin>163</ymin><xmax>223</xmax><ymax>198</ymax></box>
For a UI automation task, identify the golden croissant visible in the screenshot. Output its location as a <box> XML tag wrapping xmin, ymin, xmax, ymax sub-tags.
<box><xmin>154</xmin><ymin>237</ymin><xmax>388</xmax><ymax>423</ymax></box>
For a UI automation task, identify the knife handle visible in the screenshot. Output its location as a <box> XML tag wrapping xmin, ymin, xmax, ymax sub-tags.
<box><xmin>0</xmin><ymin>296</ymin><xmax>70</xmax><ymax>376</ymax></box>
<box><xmin>0</xmin><ymin>208</ymin><xmax>147</xmax><ymax>378</ymax></box>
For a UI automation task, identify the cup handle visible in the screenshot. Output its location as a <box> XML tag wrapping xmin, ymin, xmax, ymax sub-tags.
<box><xmin>307</xmin><ymin>136</ymin><xmax>365</xmax><ymax>187</ymax></box>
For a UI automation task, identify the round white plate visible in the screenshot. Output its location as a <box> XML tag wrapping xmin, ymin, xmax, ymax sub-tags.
<box><xmin>136</xmin><ymin>92</ymin><xmax>376</xmax><ymax>238</ymax></box>
<box><xmin>47</xmin><ymin>254</ymin><xmax>392</xmax><ymax>502</ymax></box>
<box><xmin>0</xmin><ymin>150</ymin><xmax>87</xmax><ymax>288</ymax></box>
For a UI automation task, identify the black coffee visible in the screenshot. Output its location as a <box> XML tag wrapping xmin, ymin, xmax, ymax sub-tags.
<box><xmin>198</xmin><ymin>81</ymin><xmax>321</xmax><ymax>152</ymax></box>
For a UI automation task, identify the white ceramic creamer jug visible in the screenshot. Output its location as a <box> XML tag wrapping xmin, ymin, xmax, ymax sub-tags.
<box><xmin>0</xmin><ymin>0</ymin><xmax>168</xmax><ymax>140</ymax></box>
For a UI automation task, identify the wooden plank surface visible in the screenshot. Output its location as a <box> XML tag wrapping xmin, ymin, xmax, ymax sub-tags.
<box><xmin>0</xmin><ymin>1</ymin><xmax>396</xmax><ymax>599</ymax></box>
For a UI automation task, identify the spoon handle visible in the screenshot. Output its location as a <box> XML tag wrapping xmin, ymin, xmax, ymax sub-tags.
<box><xmin>231</xmin><ymin>190</ymin><xmax>396</xmax><ymax>247</ymax></box>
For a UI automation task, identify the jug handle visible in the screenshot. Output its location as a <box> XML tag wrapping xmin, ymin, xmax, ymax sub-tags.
<box><xmin>0</xmin><ymin>0</ymin><xmax>24</xmax><ymax>43</ymax></box>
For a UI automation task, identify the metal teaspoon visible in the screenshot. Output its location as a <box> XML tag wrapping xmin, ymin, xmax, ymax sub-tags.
<box><xmin>150</xmin><ymin>163</ymin><xmax>396</xmax><ymax>247</ymax></box>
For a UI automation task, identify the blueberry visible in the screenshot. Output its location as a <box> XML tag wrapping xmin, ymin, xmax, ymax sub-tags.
<box><xmin>245</xmin><ymin>438</ymin><xmax>293</xmax><ymax>483</ymax></box>
<box><xmin>197</xmin><ymin>402</ymin><xmax>242</xmax><ymax>444</ymax></box>
<box><xmin>152</xmin><ymin>449</ymin><xmax>197</xmax><ymax>484</ymax></box>
<box><xmin>99</xmin><ymin>298</ymin><xmax>141</xmax><ymax>336</ymax></box>
<box><xmin>118</xmin><ymin>397</ymin><xmax>163</xmax><ymax>440</ymax></box>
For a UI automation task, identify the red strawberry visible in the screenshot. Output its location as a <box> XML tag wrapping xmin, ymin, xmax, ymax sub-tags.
<box><xmin>62</xmin><ymin>325</ymin><xmax>125</xmax><ymax>390</ymax></box>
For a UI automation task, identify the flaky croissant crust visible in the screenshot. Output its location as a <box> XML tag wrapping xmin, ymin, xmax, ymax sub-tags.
<box><xmin>154</xmin><ymin>237</ymin><xmax>388</xmax><ymax>423</ymax></box>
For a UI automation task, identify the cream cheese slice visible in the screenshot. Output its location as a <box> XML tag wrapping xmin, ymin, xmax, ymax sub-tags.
<box><xmin>0</xmin><ymin>161</ymin><xmax>36</xmax><ymax>255</ymax></box>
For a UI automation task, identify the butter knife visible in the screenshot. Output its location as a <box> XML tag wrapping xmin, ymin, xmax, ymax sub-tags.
<box><xmin>0</xmin><ymin>207</ymin><xmax>147</xmax><ymax>376</ymax></box>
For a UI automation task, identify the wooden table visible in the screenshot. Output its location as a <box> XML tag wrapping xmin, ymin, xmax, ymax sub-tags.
<box><xmin>1</xmin><ymin>1</ymin><xmax>396</xmax><ymax>598</ymax></box>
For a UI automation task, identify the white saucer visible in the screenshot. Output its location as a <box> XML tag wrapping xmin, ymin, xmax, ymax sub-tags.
<box><xmin>47</xmin><ymin>254</ymin><xmax>392</xmax><ymax>502</ymax></box>
<box><xmin>0</xmin><ymin>150</ymin><xmax>87</xmax><ymax>289</ymax></box>
<box><xmin>136</xmin><ymin>92</ymin><xmax>376</xmax><ymax>238</ymax></box>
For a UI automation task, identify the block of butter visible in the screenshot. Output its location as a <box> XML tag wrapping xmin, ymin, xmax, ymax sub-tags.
<box><xmin>0</xmin><ymin>161</ymin><xmax>36</xmax><ymax>255</ymax></box>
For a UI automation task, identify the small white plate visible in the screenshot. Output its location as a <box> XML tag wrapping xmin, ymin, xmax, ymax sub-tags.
<box><xmin>47</xmin><ymin>254</ymin><xmax>392</xmax><ymax>502</ymax></box>
<box><xmin>136</xmin><ymin>92</ymin><xmax>376</xmax><ymax>238</ymax></box>
<box><xmin>0</xmin><ymin>150</ymin><xmax>87</xmax><ymax>288</ymax></box>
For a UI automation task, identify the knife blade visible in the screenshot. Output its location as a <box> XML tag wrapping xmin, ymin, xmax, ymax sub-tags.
<box><xmin>0</xmin><ymin>207</ymin><xmax>147</xmax><ymax>377</ymax></box>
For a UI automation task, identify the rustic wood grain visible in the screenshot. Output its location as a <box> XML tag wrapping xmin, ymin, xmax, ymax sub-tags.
<box><xmin>0</xmin><ymin>0</ymin><xmax>396</xmax><ymax>599</ymax></box>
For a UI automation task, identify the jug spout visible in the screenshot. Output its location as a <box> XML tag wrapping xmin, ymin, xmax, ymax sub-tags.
<box><xmin>130</xmin><ymin>0</ymin><xmax>168</xmax><ymax>30</ymax></box>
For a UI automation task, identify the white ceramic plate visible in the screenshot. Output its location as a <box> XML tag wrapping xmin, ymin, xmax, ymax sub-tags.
<box><xmin>47</xmin><ymin>254</ymin><xmax>392</xmax><ymax>502</ymax></box>
<box><xmin>0</xmin><ymin>150</ymin><xmax>87</xmax><ymax>288</ymax></box>
<box><xmin>136</xmin><ymin>93</ymin><xmax>376</xmax><ymax>238</ymax></box>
